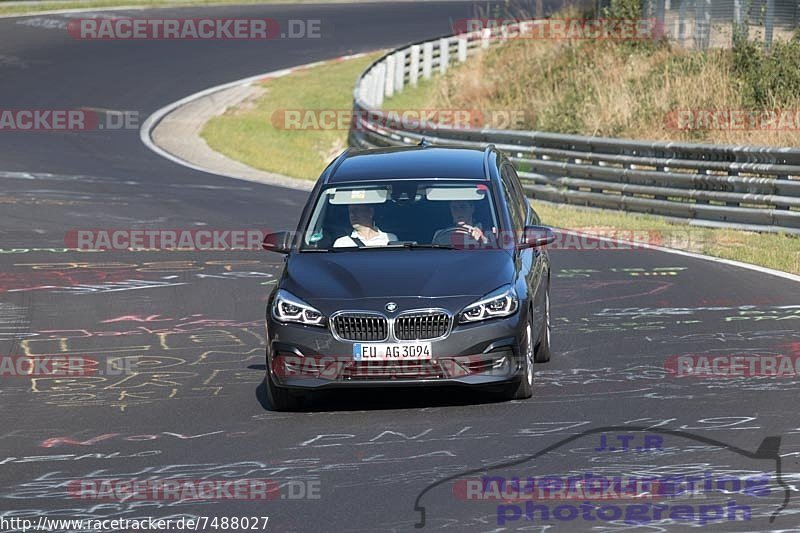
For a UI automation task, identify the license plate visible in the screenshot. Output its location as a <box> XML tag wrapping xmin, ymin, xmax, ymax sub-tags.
<box><xmin>353</xmin><ymin>342</ymin><xmax>432</xmax><ymax>361</ymax></box>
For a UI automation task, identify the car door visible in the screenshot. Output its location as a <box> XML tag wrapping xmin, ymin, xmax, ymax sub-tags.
<box><xmin>499</xmin><ymin>163</ymin><xmax>532</xmax><ymax>302</ymax></box>
<box><xmin>501</xmin><ymin>162</ymin><xmax>546</xmax><ymax>334</ymax></box>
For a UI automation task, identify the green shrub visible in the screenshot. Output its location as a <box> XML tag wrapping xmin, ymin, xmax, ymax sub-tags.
<box><xmin>600</xmin><ymin>0</ymin><xmax>642</xmax><ymax>21</ymax></box>
<box><xmin>733</xmin><ymin>33</ymin><xmax>800</xmax><ymax>108</ymax></box>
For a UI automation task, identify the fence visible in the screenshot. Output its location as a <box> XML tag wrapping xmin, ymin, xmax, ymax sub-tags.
<box><xmin>637</xmin><ymin>0</ymin><xmax>800</xmax><ymax>49</ymax></box>
<box><xmin>347</xmin><ymin>23</ymin><xmax>800</xmax><ymax>234</ymax></box>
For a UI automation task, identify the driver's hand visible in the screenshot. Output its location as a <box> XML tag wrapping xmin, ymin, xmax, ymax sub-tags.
<box><xmin>459</xmin><ymin>223</ymin><xmax>487</xmax><ymax>244</ymax></box>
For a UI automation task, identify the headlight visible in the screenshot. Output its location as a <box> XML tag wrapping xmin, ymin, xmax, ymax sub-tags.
<box><xmin>272</xmin><ymin>289</ymin><xmax>326</xmax><ymax>326</ymax></box>
<box><xmin>459</xmin><ymin>285</ymin><xmax>519</xmax><ymax>323</ymax></box>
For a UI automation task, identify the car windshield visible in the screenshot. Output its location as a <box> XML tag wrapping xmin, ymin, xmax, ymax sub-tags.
<box><xmin>300</xmin><ymin>180</ymin><xmax>501</xmax><ymax>250</ymax></box>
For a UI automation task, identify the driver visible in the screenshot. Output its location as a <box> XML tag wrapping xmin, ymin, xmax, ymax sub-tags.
<box><xmin>333</xmin><ymin>204</ymin><xmax>397</xmax><ymax>247</ymax></box>
<box><xmin>432</xmin><ymin>200</ymin><xmax>493</xmax><ymax>246</ymax></box>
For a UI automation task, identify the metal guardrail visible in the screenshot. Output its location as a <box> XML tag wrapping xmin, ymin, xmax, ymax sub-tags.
<box><xmin>348</xmin><ymin>25</ymin><xmax>800</xmax><ymax>234</ymax></box>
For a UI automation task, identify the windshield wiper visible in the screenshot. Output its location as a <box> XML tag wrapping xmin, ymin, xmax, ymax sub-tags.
<box><xmin>392</xmin><ymin>242</ymin><xmax>455</xmax><ymax>250</ymax></box>
<box><xmin>301</xmin><ymin>243</ymin><xmax>456</xmax><ymax>251</ymax></box>
<box><xmin>300</xmin><ymin>247</ymin><xmax>352</xmax><ymax>252</ymax></box>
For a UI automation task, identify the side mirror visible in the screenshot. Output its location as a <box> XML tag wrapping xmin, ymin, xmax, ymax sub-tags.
<box><xmin>519</xmin><ymin>225</ymin><xmax>556</xmax><ymax>249</ymax></box>
<box><xmin>262</xmin><ymin>231</ymin><xmax>294</xmax><ymax>254</ymax></box>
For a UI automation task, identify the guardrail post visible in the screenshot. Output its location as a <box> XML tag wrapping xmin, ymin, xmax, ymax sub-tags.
<box><xmin>590</xmin><ymin>160</ymin><xmax>604</xmax><ymax>194</ymax></box>
<box><xmin>621</xmin><ymin>162</ymin><xmax>631</xmax><ymax>196</ymax></box>
<box><xmin>422</xmin><ymin>42</ymin><xmax>433</xmax><ymax>79</ymax></box>
<box><xmin>439</xmin><ymin>38</ymin><xmax>450</xmax><ymax>73</ymax></box>
<box><xmin>695</xmin><ymin>170</ymin><xmax>710</xmax><ymax>203</ymax></box>
<box><xmin>374</xmin><ymin>72</ymin><xmax>382</xmax><ymax>107</ymax></box>
<box><xmin>481</xmin><ymin>27</ymin><xmax>492</xmax><ymax>48</ymax></box>
<box><xmin>394</xmin><ymin>50</ymin><xmax>405</xmax><ymax>94</ymax></box>
<box><xmin>654</xmin><ymin>165</ymin><xmax>668</xmax><ymax>200</ymax></box>
<box><xmin>409</xmin><ymin>45</ymin><xmax>420</xmax><ymax>87</ymax></box>
<box><xmin>457</xmin><ymin>36</ymin><xmax>468</xmax><ymax>62</ymax></box>
<box><xmin>384</xmin><ymin>55</ymin><xmax>395</xmax><ymax>98</ymax></box>
<box><xmin>358</xmin><ymin>72</ymin><xmax>367</xmax><ymax>104</ymax></box>
<box><xmin>727</xmin><ymin>168</ymin><xmax>739</xmax><ymax>179</ymax></box>
<box><xmin>777</xmin><ymin>172</ymin><xmax>791</xmax><ymax>208</ymax></box>
<box><xmin>372</xmin><ymin>71</ymin><xmax>382</xmax><ymax>106</ymax></box>
<box><xmin>362</xmin><ymin>71</ymin><xmax>374</xmax><ymax>106</ymax></box>
<box><xmin>374</xmin><ymin>63</ymin><xmax>385</xmax><ymax>106</ymax></box>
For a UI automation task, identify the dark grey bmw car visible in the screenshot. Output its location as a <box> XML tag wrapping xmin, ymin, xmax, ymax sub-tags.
<box><xmin>261</xmin><ymin>144</ymin><xmax>555</xmax><ymax>410</ymax></box>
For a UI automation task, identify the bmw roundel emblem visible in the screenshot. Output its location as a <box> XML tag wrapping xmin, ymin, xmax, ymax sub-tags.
<box><xmin>385</xmin><ymin>302</ymin><xmax>398</xmax><ymax>313</ymax></box>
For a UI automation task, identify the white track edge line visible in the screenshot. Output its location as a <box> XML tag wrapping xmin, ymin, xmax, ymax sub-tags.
<box><xmin>557</xmin><ymin>229</ymin><xmax>800</xmax><ymax>283</ymax></box>
<box><xmin>139</xmin><ymin>52</ymin><xmax>367</xmax><ymax>177</ymax></box>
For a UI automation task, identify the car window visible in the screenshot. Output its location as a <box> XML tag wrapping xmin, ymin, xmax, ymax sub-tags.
<box><xmin>504</xmin><ymin>163</ymin><xmax>542</xmax><ymax>225</ymax></box>
<box><xmin>500</xmin><ymin>165</ymin><xmax>524</xmax><ymax>232</ymax></box>
<box><xmin>301</xmin><ymin>181</ymin><xmax>501</xmax><ymax>250</ymax></box>
<box><xmin>504</xmin><ymin>164</ymin><xmax>531</xmax><ymax>224</ymax></box>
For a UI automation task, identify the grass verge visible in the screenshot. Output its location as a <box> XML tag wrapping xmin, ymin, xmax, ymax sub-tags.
<box><xmin>201</xmin><ymin>52</ymin><xmax>381</xmax><ymax>180</ymax></box>
<box><xmin>535</xmin><ymin>203</ymin><xmax>799</xmax><ymax>275</ymax></box>
<box><xmin>199</xmin><ymin>48</ymin><xmax>799</xmax><ymax>274</ymax></box>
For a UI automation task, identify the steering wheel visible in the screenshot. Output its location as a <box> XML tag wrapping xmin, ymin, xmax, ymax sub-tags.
<box><xmin>432</xmin><ymin>226</ymin><xmax>481</xmax><ymax>247</ymax></box>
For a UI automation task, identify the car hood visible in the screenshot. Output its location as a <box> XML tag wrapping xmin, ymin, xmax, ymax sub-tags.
<box><xmin>282</xmin><ymin>249</ymin><xmax>514</xmax><ymax>310</ymax></box>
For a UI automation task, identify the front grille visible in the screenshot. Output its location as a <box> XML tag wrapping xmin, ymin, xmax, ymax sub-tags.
<box><xmin>331</xmin><ymin>313</ymin><xmax>388</xmax><ymax>341</ymax></box>
<box><xmin>394</xmin><ymin>312</ymin><xmax>451</xmax><ymax>340</ymax></box>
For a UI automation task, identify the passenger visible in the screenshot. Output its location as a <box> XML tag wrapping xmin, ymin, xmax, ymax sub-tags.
<box><xmin>333</xmin><ymin>204</ymin><xmax>397</xmax><ymax>247</ymax></box>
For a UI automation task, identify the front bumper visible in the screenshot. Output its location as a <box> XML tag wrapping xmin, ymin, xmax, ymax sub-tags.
<box><xmin>266</xmin><ymin>311</ymin><xmax>527</xmax><ymax>390</ymax></box>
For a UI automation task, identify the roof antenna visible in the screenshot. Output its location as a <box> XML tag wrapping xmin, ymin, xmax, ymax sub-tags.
<box><xmin>418</xmin><ymin>138</ymin><xmax>430</xmax><ymax>148</ymax></box>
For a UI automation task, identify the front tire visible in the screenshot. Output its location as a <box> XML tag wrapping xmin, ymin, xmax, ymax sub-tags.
<box><xmin>265</xmin><ymin>354</ymin><xmax>304</xmax><ymax>411</ymax></box>
<box><xmin>266</xmin><ymin>371</ymin><xmax>299</xmax><ymax>411</ymax></box>
<box><xmin>503</xmin><ymin>311</ymin><xmax>535</xmax><ymax>400</ymax></box>
<box><xmin>534</xmin><ymin>287</ymin><xmax>552</xmax><ymax>363</ymax></box>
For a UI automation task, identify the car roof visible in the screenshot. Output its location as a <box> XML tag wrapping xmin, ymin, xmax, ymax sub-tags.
<box><xmin>324</xmin><ymin>145</ymin><xmax>494</xmax><ymax>184</ymax></box>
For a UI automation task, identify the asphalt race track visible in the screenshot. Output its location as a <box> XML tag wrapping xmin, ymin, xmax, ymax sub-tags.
<box><xmin>1</xmin><ymin>2</ymin><xmax>800</xmax><ymax>532</ymax></box>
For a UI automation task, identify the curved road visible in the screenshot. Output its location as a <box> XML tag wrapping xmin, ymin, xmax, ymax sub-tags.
<box><xmin>1</xmin><ymin>3</ymin><xmax>799</xmax><ymax>531</ymax></box>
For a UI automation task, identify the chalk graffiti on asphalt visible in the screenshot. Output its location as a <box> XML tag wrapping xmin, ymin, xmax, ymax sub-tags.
<box><xmin>2</xmin><ymin>260</ymin><xmax>279</xmax><ymax>293</ymax></box>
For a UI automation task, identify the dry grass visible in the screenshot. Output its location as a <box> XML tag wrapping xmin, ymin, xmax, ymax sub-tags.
<box><xmin>412</xmin><ymin>37</ymin><xmax>800</xmax><ymax>146</ymax></box>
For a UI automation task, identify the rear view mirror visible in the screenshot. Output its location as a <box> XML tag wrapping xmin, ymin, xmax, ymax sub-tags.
<box><xmin>262</xmin><ymin>231</ymin><xmax>294</xmax><ymax>254</ymax></box>
<box><xmin>519</xmin><ymin>225</ymin><xmax>556</xmax><ymax>249</ymax></box>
